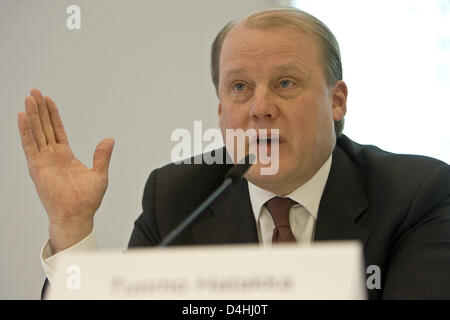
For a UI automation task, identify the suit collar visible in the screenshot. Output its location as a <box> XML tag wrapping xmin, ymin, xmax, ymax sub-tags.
<box><xmin>192</xmin><ymin>177</ymin><xmax>259</xmax><ymax>245</ymax></box>
<box><xmin>192</xmin><ymin>139</ymin><xmax>370</xmax><ymax>247</ymax></box>
<box><xmin>314</xmin><ymin>142</ymin><xmax>370</xmax><ymax>247</ymax></box>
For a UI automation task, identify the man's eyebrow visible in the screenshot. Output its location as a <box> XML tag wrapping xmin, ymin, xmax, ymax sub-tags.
<box><xmin>222</xmin><ymin>68</ymin><xmax>246</xmax><ymax>79</ymax></box>
<box><xmin>273</xmin><ymin>64</ymin><xmax>311</xmax><ymax>78</ymax></box>
<box><xmin>222</xmin><ymin>63</ymin><xmax>311</xmax><ymax>80</ymax></box>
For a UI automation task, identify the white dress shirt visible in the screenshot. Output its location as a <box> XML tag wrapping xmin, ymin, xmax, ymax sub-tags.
<box><xmin>41</xmin><ymin>154</ymin><xmax>332</xmax><ymax>283</ymax></box>
<box><xmin>247</xmin><ymin>154</ymin><xmax>332</xmax><ymax>246</ymax></box>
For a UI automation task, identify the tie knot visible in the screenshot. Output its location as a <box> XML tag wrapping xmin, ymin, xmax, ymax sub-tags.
<box><xmin>264</xmin><ymin>196</ymin><xmax>297</xmax><ymax>227</ymax></box>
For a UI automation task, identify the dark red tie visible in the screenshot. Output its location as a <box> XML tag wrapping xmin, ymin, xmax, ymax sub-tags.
<box><xmin>264</xmin><ymin>197</ymin><xmax>298</xmax><ymax>243</ymax></box>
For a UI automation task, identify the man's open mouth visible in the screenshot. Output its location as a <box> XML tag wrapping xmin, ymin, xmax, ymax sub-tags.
<box><xmin>256</xmin><ymin>135</ymin><xmax>281</xmax><ymax>145</ymax></box>
<box><xmin>257</xmin><ymin>138</ymin><xmax>276</xmax><ymax>144</ymax></box>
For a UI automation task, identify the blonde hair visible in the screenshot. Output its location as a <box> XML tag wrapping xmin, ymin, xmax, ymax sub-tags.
<box><xmin>211</xmin><ymin>8</ymin><xmax>345</xmax><ymax>136</ymax></box>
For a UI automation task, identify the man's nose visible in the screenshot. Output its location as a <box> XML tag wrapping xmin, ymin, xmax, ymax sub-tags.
<box><xmin>249</xmin><ymin>86</ymin><xmax>278</xmax><ymax>120</ymax></box>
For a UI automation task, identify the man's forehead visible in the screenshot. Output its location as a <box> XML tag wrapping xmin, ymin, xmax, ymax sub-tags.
<box><xmin>219</xmin><ymin>24</ymin><xmax>316</xmax><ymax>79</ymax></box>
<box><xmin>222</xmin><ymin>62</ymin><xmax>312</xmax><ymax>80</ymax></box>
<box><xmin>223</xmin><ymin>22</ymin><xmax>313</xmax><ymax>50</ymax></box>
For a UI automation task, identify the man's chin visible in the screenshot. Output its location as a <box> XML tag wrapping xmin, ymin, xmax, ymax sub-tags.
<box><xmin>244</xmin><ymin>164</ymin><xmax>286</xmax><ymax>188</ymax></box>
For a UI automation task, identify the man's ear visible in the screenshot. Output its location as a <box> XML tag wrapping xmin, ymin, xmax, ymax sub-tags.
<box><xmin>217</xmin><ymin>102</ymin><xmax>222</xmax><ymax>117</ymax></box>
<box><xmin>331</xmin><ymin>80</ymin><xmax>347</xmax><ymax>122</ymax></box>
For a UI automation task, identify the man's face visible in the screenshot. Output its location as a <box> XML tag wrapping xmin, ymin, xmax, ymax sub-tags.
<box><xmin>217</xmin><ymin>23</ymin><xmax>347</xmax><ymax>195</ymax></box>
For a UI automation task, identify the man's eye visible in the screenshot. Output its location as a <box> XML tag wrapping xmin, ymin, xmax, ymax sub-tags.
<box><xmin>232</xmin><ymin>82</ymin><xmax>246</xmax><ymax>91</ymax></box>
<box><xmin>279</xmin><ymin>79</ymin><xmax>293</xmax><ymax>88</ymax></box>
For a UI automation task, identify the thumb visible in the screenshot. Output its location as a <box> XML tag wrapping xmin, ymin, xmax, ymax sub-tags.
<box><xmin>93</xmin><ymin>138</ymin><xmax>115</xmax><ymax>173</ymax></box>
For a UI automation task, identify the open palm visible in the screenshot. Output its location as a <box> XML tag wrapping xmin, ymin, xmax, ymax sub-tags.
<box><xmin>18</xmin><ymin>89</ymin><xmax>114</xmax><ymax>251</ymax></box>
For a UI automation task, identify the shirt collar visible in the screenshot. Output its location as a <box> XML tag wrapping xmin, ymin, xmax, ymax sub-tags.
<box><xmin>247</xmin><ymin>153</ymin><xmax>333</xmax><ymax>221</ymax></box>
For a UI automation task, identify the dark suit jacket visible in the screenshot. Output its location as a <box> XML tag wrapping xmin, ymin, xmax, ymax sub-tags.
<box><xmin>42</xmin><ymin>135</ymin><xmax>450</xmax><ymax>299</ymax></box>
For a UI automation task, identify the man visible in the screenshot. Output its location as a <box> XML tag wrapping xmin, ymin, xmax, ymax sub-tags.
<box><xmin>18</xmin><ymin>8</ymin><xmax>450</xmax><ymax>299</ymax></box>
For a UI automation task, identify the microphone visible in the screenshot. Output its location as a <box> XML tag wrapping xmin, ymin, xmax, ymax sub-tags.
<box><xmin>158</xmin><ymin>153</ymin><xmax>255</xmax><ymax>247</ymax></box>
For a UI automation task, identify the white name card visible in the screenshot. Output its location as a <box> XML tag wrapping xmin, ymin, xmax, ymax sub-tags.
<box><xmin>47</xmin><ymin>241</ymin><xmax>367</xmax><ymax>300</ymax></box>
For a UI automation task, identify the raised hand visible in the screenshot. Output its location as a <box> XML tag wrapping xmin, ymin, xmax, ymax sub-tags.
<box><xmin>18</xmin><ymin>89</ymin><xmax>114</xmax><ymax>253</ymax></box>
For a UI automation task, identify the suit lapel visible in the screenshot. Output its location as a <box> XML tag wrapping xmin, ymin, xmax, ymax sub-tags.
<box><xmin>192</xmin><ymin>177</ymin><xmax>259</xmax><ymax>245</ymax></box>
<box><xmin>191</xmin><ymin>141</ymin><xmax>370</xmax><ymax>246</ymax></box>
<box><xmin>314</xmin><ymin>144</ymin><xmax>370</xmax><ymax>247</ymax></box>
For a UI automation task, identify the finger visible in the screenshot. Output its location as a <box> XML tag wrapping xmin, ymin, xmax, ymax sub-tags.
<box><xmin>45</xmin><ymin>96</ymin><xmax>69</xmax><ymax>144</ymax></box>
<box><xmin>30</xmin><ymin>88</ymin><xmax>56</xmax><ymax>144</ymax></box>
<box><xmin>17</xmin><ymin>112</ymin><xmax>39</xmax><ymax>161</ymax></box>
<box><xmin>93</xmin><ymin>138</ymin><xmax>115</xmax><ymax>173</ymax></box>
<box><xmin>24</xmin><ymin>95</ymin><xmax>47</xmax><ymax>148</ymax></box>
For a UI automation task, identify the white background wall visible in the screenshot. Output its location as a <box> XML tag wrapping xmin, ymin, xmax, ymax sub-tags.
<box><xmin>294</xmin><ymin>0</ymin><xmax>450</xmax><ymax>163</ymax></box>
<box><xmin>0</xmin><ymin>0</ymin><xmax>278</xmax><ymax>299</ymax></box>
